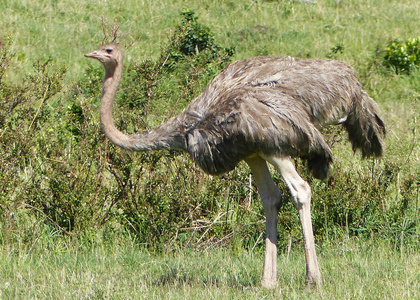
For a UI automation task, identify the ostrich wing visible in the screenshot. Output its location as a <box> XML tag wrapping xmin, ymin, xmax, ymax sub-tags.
<box><xmin>184</xmin><ymin>87</ymin><xmax>332</xmax><ymax>178</ymax></box>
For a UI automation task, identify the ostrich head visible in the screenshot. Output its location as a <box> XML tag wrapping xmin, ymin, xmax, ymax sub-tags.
<box><xmin>84</xmin><ymin>43</ymin><xmax>122</xmax><ymax>69</ymax></box>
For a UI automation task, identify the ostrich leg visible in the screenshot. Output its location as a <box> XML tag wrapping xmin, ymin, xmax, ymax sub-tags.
<box><xmin>264</xmin><ymin>155</ymin><xmax>322</xmax><ymax>287</ymax></box>
<box><xmin>245</xmin><ymin>155</ymin><xmax>283</xmax><ymax>289</ymax></box>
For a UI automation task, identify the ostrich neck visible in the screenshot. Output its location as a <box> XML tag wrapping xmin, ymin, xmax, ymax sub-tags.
<box><xmin>100</xmin><ymin>62</ymin><xmax>133</xmax><ymax>149</ymax></box>
<box><xmin>100</xmin><ymin>62</ymin><xmax>186</xmax><ymax>152</ymax></box>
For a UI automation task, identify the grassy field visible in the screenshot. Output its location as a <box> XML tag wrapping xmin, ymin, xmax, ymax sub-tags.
<box><xmin>1</xmin><ymin>0</ymin><xmax>419</xmax><ymax>298</ymax></box>
<box><xmin>1</xmin><ymin>0</ymin><xmax>419</xmax><ymax>81</ymax></box>
<box><xmin>1</xmin><ymin>229</ymin><xmax>418</xmax><ymax>299</ymax></box>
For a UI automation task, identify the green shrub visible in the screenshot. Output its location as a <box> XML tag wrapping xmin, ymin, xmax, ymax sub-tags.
<box><xmin>383</xmin><ymin>37</ymin><xmax>420</xmax><ymax>74</ymax></box>
<box><xmin>0</xmin><ymin>38</ymin><xmax>66</xmax><ymax>234</ymax></box>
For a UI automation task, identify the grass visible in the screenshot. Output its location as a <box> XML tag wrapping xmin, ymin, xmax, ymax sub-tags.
<box><xmin>1</xmin><ymin>0</ymin><xmax>419</xmax><ymax>82</ymax></box>
<box><xmin>0</xmin><ymin>0</ymin><xmax>419</xmax><ymax>298</ymax></box>
<box><xmin>1</xmin><ymin>227</ymin><xmax>418</xmax><ymax>299</ymax></box>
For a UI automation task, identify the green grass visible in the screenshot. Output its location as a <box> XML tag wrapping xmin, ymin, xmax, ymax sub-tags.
<box><xmin>1</xmin><ymin>228</ymin><xmax>418</xmax><ymax>299</ymax></box>
<box><xmin>1</xmin><ymin>0</ymin><xmax>419</xmax><ymax>82</ymax></box>
<box><xmin>0</xmin><ymin>0</ymin><xmax>419</xmax><ymax>298</ymax></box>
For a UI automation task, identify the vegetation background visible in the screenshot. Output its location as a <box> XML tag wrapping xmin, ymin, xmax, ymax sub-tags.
<box><xmin>0</xmin><ymin>0</ymin><xmax>418</xmax><ymax>298</ymax></box>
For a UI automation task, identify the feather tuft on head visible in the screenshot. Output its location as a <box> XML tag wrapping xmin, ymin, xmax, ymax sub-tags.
<box><xmin>100</xmin><ymin>18</ymin><xmax>136</xmax><ymax>51</ymax></box>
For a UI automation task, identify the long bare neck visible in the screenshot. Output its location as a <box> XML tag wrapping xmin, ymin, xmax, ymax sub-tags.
<box><xmin>100</xmin><ymin>61</ymin><xmax>133</xmax><ymax>149</ymax></box>
<box><xmin>100</xmin><ymin>60</ymin><xmax>186</xmax><ymax>152</ymax></box>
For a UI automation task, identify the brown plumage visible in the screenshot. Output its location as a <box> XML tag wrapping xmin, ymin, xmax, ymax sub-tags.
<box><xmin>85</xmin><ymin>43</ymin><xmax>385</xmax><ymax>289</ymax></box>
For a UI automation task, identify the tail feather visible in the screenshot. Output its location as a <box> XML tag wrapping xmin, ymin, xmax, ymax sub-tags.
<box><xmin>344</xmin><ymin>92</ymin><xmax>386</xmax><ymax>158</ymax></box>
<box><xmin>307</xmin><ymin>153</ymin><xmax>332</xmax><ymax>180</ymax></box>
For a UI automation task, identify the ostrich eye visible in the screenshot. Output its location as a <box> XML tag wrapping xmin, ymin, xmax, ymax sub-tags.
<box><xmin>105</xmin><ymin>48</ymin><xmax>113</xmax><ymax>54</ymax></box>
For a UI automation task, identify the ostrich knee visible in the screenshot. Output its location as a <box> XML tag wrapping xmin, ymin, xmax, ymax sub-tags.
<box><xmin>289</xmin><ymin>181</ymin><xmax>312</xmax><ymax>209</ymax></box>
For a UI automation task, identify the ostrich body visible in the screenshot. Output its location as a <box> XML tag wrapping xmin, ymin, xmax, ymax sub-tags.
<box><xmin>85</xmin><ymin>43</ymin><xmax>385</xmax><ymax>288</ymax></box>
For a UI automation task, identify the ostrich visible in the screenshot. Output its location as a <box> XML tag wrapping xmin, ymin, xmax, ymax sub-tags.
<box><xmin>85</xmin><ymin>43</ymin><xmax>385</xmax><ymax>289</ymax></box>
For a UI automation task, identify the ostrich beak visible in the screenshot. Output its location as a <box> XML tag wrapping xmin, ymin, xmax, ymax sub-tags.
<box><xmin>84</xmin><ymin>51</ymin><xmax>99</xmax><ymax>59</ymax></box>
<box><xmin>85</xmin><ymin>51</ymin><xmax>108</xmax><ymax>63</ymax></box>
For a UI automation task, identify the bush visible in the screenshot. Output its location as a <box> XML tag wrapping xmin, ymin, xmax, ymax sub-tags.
<box><xmin>0</xmin><ymin>38</ymin><xmax>66</xmax><ymax>236</ymax></box>
<box><xmin>383</xmin><ymin>37</ymin><xmax>420</xmax><ymax>74</ymax></box>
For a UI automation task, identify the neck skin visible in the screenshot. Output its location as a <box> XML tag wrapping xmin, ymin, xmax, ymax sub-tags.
<box><xmin>100</xmin><ymin>59</ymin><xmax>186</xmax><ymax>152</ymax></box>
<box><xmin>100</xmin><ymin>61</ymin><xmax>134</xmax><ymax>149</ymax></box>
